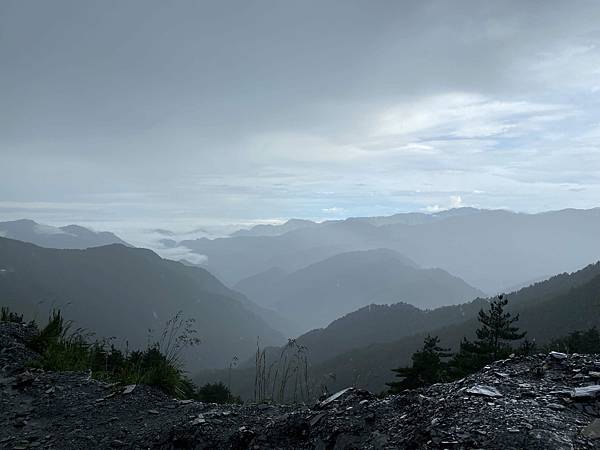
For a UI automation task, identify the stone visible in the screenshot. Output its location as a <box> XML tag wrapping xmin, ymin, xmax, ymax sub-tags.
<box><xmin>319</xmin><ymin>387</ymin><xmax>354</xmax><ymax>407</ymax></box>
<box><xmin>14</xmin><ymin>417</ymin><xmax>26</xmax><ymax>427</ymax></box>
<box><xmin>190</xmin><ymin>415</ymin><xmax>206</xmax><ymax>426</ymax></box>
<box><xmin>122</xmin><ymin>384</ymin><xmax>136</xmax><ymax>395</ymax></box>
<box><xmin>582</xmin><ymin>419</ymin><xmax>600</xmax><ymax>439</ymax></box>
<box><xmin>549</xmin><ymin>351</ymin><xmax>568</xmax><ymax>360</ymax></box>
<box><xmin>465</xmin><ymin>385</ymin><xmax>503</xmax><ymax>398</ymax></box>
<box><xmin>310</xmin><ymin>413</ymin><xmax>326</xmax><ymax>427</ymax></box>
<box><xmin>3</xmin><ymin>322</ymin><xmax>600</xmax><ymax>450</ymax></box>
<box><xmin>571</xmin><ymin>385</ymin><xmax>600</xmax><ymax>398</ymax></box>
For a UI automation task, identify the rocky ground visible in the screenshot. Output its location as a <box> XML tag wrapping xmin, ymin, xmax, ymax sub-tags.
<box><xmin>2</xmin><ymin>322</ymin><xmax>600</xmax><ymax>449</ymax></box>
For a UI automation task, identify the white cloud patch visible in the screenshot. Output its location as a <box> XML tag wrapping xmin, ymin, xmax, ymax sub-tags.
<box><xmin>33</xmin><ymin>223</ymin><xmax>69</xmax><ymax>235</ymax></box>
<box><xmin>158</xmin><ymin>246</ymin><xmax>208</xmax><ymax>265</ymax></box>
<box><xmin>372</xmin><ymin>93</ymin><xmax>570</xmax><ymax>142</ymax></box>
<box><xmin>322</xmin><ymin>207</ymin><xmax>345</xmax><ymax>214</ymax></box>
<box><xmin>426</xmin><ymin>195</ymin><xmax>467</xmax><ymax>213</ymax></box>
<box><xmin>450</xmin><ymin>195</ymin><xmax>464</xmax><ymax>208</ymax></box>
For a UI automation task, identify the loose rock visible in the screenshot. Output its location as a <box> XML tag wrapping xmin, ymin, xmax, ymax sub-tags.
<box><xmin>2</xmin><ymin>323</ymin><xmax>600</xmax><ymax>449</ymax></box>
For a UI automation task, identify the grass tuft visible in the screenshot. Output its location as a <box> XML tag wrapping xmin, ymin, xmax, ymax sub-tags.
<box><xmin>25</xmin><ymin>309</ymin><xmax>199</xmax><ymax>398</ymax></box>
<box><xmin>1</xmin><ymin>306</ymin><xmax>24</xmax><ymax>324</ymax></box>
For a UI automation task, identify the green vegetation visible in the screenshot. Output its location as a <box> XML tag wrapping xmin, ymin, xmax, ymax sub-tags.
<box><xmin>0</xmin><ymin>236</ymin><xmax>284</xmax><ymax>372</ymax></box>
<box><xmin>389</xmin><ymin>296</ymin><xmax>526</xmax><ymax>391</ymax></box>
<box><xmin>547</xmin><ymin>327</ymin><xmax>600</xmax><ymax>354</ymax></box>
<box><xmin>2</xmin><ymin>303</ymin><xmax>245</xmax><ymax>403</ymax></box>
<box><xmin>387</xmin><ymin>335</ymin><xmax>451</xmax><ymax>392</ymax></box>
<box><xmin>25</xmin><ymin>310</ymin><xmax>201</xmax><ymax>398</ymax></box>
<box><xmin>448</xmin><ymin>295</ymin><xmax>526</xmax><ymax>378</ymax></box>
<box><xmin>1</xmin><ymin>306</ymin><xmax>24</xmax><ymax>323</ymax></box>
<box><xmin>196</xmin><ymin>382</ymin><xmax>241</xmax><ymax>404</ymax></box>
<box><xmin>517</xmin><ymin>338</ymin><xmax>538</xmax><ymax>356</ymax></box>
<box><xmin>254</xmin><ymin>338</ymin><xmax>311</xmax><ymax>403</ymax></box>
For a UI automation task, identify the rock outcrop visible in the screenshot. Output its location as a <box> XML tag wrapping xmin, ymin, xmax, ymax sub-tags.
<box><xmin>2</xmin><ymin>322</ymin><xmax>600</xmax><ymax>449</ymax></box>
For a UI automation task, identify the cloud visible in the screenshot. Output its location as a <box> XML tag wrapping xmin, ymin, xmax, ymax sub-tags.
<box><xmin>322</xmin><ymin>207</ymin><xmax>345</xmax><ymax>214</ymax></box>
<box><xmin>425</xmin><ymin>205</ymin><xmax>444</xmax><ymax>213</ymax></box>
<box><xmin>372</xmin><ymin>93</ymin><xmax>570</xmax><ymax>141</ymax></box>
<box><xmin>450</xmin><ymin>195</ymin><xmax>464</xmax><ymax>208</ymax></box>
<box><xmin>2</xmin><ymin>0</ymin><xmax>600</xmax><ymax>237</ymax></box>
<box><xmin>157</xmin><ymin>246</ymin><xmax>208</xmax><ymax>265</ymax></box>
<box><xmin>425</xmin><ymin>195</ymin><xmax>466</xmax><ymax>213</ymax></box>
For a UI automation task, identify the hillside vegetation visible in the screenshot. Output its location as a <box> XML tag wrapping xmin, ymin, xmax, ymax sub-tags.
<box><xmin>0</xmin><ymin>237</ymin><xmax>284</xmax><ymax>371</ymax></box>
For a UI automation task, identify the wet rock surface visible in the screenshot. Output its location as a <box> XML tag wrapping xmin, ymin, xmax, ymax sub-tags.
<box><xmin>2</xmin><ymin>322</ymin><xmax>600</xmax><ymax>449</ymax></box>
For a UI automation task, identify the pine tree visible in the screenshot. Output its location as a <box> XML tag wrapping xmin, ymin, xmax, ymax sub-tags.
<box><xmin>475</xmin><ymin>295</ymin><xmax>526</xmax><ymax>359</ymax></box>
<box><xmin>387</xmin><ymin>335</ymin><xmax>452</xmax><ymax>392</ymax></box>
<box><xmin>449</xmin><ymin>295</ymin><xmax>525</xmax><ymax>377</ymax></box>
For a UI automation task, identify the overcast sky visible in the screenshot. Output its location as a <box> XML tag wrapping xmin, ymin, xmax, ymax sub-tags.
<box><xmin>2</xmin><ymin>0</ymin><xmax>600</xmax><ymax>237</ymax></box>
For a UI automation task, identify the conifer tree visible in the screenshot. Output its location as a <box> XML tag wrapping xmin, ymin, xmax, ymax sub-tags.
<box><xmin>387</xmin><ymin>335</ymin><xmax>452</xmax><ymax>392</ymax></box>
<box><xmin>450</xmin><ymin>295</ymin><xmax>525</xmax><ymax>377</ymax></box>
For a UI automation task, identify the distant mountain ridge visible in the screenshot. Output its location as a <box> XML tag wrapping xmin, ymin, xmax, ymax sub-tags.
<box><xmin>291</xmin><ymin>260</ymin><xmax>600</xmax><ymax>366</ymax></box>
<box><xmin>0</xmin><ymin>219</ymin><xmax>130</xmax><ymax>249</ymax></box>
<box><xmin>231</xmin><ymin>208</ymin><xmax>483</xmax><ymax>236</ymax></box>
<box><xmin>305</xmin><ymin>260</ymin><xmax>600</xmax><ymax>394</ymax></box>
<box><xmin>237</xmin><ymin>299</ymin><xmax>490</xmax><ymax>370</ymax></box>
<box><xmin>197</xmin><ymin>261</ymin><xmax>600</xmax><ymax>399</ymax></box>
<box><xmin>235</xmin><ymin>248</ymin><xmax>484</xmax><ymax>331</ymax></box>
<box><xmin>231</xmin><ymin>219</ymin><xmax>318</xmax><ymax>237</ymax></box>
<box><xmin>180</xmin><ymin>207</ymin><xmax>600</xmax><ymax>293</ymax></box>
<box><xmin>0</xmin><ymin>237</ymin><xmax>284</xmax><ymax>371</ymax></box>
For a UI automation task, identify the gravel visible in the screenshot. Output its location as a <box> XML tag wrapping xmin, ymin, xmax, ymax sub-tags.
<box><xmin>2</xmin><ymin>322</ymin><xmax>600</xmax><ymax>449</ymax></box>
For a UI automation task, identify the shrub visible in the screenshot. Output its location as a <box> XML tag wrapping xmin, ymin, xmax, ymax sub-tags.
<box><xmin>1</xmin><ymin>306</ymin><xmax>24</xmax><ymax>323</ymax></box>
<box><xmin>196</xmin><ymin>382</ymin><xmax>241</xmax><ymax>404</ymax></box>
<box><xmin>28</xmin><ymin>310</ymin><xmax>68</xmax><ymax>353</ymax></box>
<box><xmin>547</xmin><ymin>327</ymin><xmax>600</xmax><ymax>354</ymax></box>
<box><xmin>387</xmin><ymin>335</ymin><xmax>452</xmax><ymax>393</ymax></box>
<box><xmin>27</xmin><ymin>309</ymin><xmax>204</xmax><ymax>399</ymax></box>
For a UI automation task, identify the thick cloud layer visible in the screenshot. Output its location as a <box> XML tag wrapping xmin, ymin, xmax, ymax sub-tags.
<box><xmin>1</xmin><ymin>0</ymin><xmax>600</xmax><ymax>233</ymax></box>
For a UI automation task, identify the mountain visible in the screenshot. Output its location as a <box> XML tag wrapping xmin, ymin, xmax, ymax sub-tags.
<box><xmin>268</xmin><ymin>300</ymin><xmax>488</xmax><ymax>366</ymax></box>
<box><xmin>231</xmin><ymin>219</ymin><xmax>317</xmax><ymax>237</ymax></box>
<box><xmin>342</xmin><ymin>207</ymin><xmax>483</xmax><ymax>227</ymax></box>
<box><xmin>235</xmin><ymin>248</ymin><xmax>484</xmax><ymax>331</ymax></box>
<box><xmin>231</xmin><ymin>299</ymin><xmax>489</xmax><ymax>372</ymax></box>
<box><xmin>179</xmin><ymin>218</ymin><xmax>384</xmax><ymax>285</ymax></box>
<box><xmin>0</xmin><ymin>219</ymin><xmax>130</xmax><ymax>249</ymax></box>
<box><xmin>230</xmin><ymin>208</ymin><xmax>482</xmax><ymax>236</ymax></box>
<box><xmin>233</xmin><ymin>267</ymin><xmax>288</xmax><ymax>307</ymax></box>
<box><xmin>0</xmin><ymin>237</ymin><xmax>284</xmax><ymax>370</ymax></box>
<box><xmin>180</xmin><ymin>208</ymin><xmax>600</xmax><ymax>293</ymax></box>
<box><xmin>198</xmin><ymin>261</ymin><xmax>600</xmax><ymax>399</ymax></box>
<box><xmin>303</xmin><ymin>261</ymin><xmax>600</xmax><ymax>394</ymax></box>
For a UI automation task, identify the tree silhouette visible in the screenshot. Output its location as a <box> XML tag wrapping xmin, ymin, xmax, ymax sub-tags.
<box><xmin>387</xmin><ymin>335</ymin><xmax>452</xmax><ymax>392</ymax></box>
<box><xmin>450</xmin><ymin>295</ymin><xmax>525</xmax><ymax>377</ymax></box>
<box><xmin>196</xmin><ymin>382</ymin><xmax>240</xmax><ymax>404</ymax></box>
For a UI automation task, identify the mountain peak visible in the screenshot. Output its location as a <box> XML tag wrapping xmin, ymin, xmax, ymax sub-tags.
<box><xmin>0</xmin><ymin>219</ymin><xmax>130</xmax><ymax>249</ymax></box>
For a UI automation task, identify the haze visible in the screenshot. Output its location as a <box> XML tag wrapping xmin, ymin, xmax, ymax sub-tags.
<box><xmin>4</xmin><ymin>4</ymin><xmax>600</xmax><ymax>444</ymax></box>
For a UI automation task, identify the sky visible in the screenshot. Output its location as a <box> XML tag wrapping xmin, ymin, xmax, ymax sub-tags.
<box><xmin>2</xmin><ymin>0</ymin><xmax>600</xmax><ymax>241</ymax></box>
